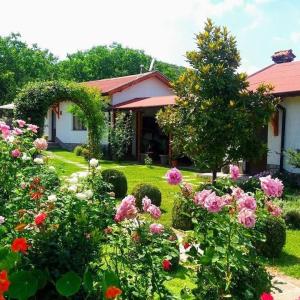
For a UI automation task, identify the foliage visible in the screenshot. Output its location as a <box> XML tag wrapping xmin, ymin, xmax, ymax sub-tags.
<box><xmin>284</xmin><ymin>210</ymin><xmax>300</xmax><ymax>229</ymax></box>
<box><xmin>132</xmin><ymin>183</ymin><xmax>162</xmax><ymax>209</ymax></box>
<box><xmin>102</xmin><ymin>169</ymin><xmax>128</xmax><ymax>198</ymax></box>
<box><xmin>73</xmin><ymin>145</ymin><xmax>83</xmax><ymax>156</ymax></box>
<box><xmin>287</xmin><ymin>149</ymin><xmax>300</xmax><ymax>168</ymax></box>
<box><xmin>0</xmin><ymin>33</ymin><xmax>58</xmax><ymax>105</ymax></box>
<box><xmin>156</xmin><ymin>19</ymin><xmax>279</xmax><ymax>181</ymax></box>
<box><xmin>14</xmin><ymin>80</ymin><xmax>106</xmax><ymax>157</ymax></box>
<box><xmin>256</xmin><ymin>216</ymin><xmax>286</xmax><ymax>258</ymax></box>
<box><xmin>58</xmin><ymin>42</ymin><xmax>184</xmax><ymax>82</ymax></box>
<box><xmin>109</xmin><ymin>111</ymin><xmax>133</xmax><ymax>161</ymax></box>
<box><xmin>172</xmin><ymin>195</ymin><xmax>194</xmax><ymax>230</ymax></box>
<box><xmin>144</xmin><ymin>154</ymin><xmax>153</xmax><ymax>167</ymax></box>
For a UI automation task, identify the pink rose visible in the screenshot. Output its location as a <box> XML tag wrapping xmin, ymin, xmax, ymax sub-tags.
<box><xmin>149</xmin><ymin>223</ymin><xmax>164</xmax><ymax>234</ymax></box>
<box><xmin>260</xmin><ymin>175</ymin><xmax>284</xmax><ymax>198</ymax></box>
<box><xmin>142</xmin><ymin>196</ymin><xmax>152</xmax><ymax>212</ymax></box>
<box><xmin>114</xmin><ymin>195</ymin><xmax>137</xmax><ymax>222</ymax></box>
<box><xmin>13</xmin><ymin>128</ymin><xmax>23</xmax><ymax>135</ymax></box>
<box><xmin>237</xmin><ymin>194</ymin><xmax>257</xmax><ymax>211</ymax></box>
<box><xmin>238</xmin><ymin>208</ymin><xmax>256</xmax><ymax>228</ymax></box>
<box><xmin>266</xmin><ymin>201</ymin><xmax>282</xmax><ymax>217</ymax></box>
<box><xmin>260</xmin><ymin>292</ymin><xmax>274</xmax><ymax>300</ymax></box>
<box><xmin>17</xmin><ymin>120</ymin><xmax>26</xmax><ymax>128</ymax></box>
<box><xmin>204</xmin><ymin>192</ymin><xmax>225</xmax><ymax>213</ymax></box>
<box><xmin>194</xmin><ymin>189</ymin><xmax>212</xmax><ymax>207</ymax></box>
<box><xmin>147</xmin><ymin>204</ymin><xmax>161</xmax><ymax>219</ymax></box>
<box><xmin>231</xmin><ymin>187</ymin><xmax>245</xmax><ymax>199</ymax></box>
<box><xmin>166</xmin><ymin>168</ymin><xmax>182</xmax><ymax>185</ymax></box>
<box><xmin>33</xmin><ymin>138</ymin><xmax>48</xmax><ymax>150</ymax></box>
<box><xmin>222</xmin><ymin>194</ymin><xmax>233</xmax><ymax>206</ymax></box>
<box><xmin>181</xmin><ymin>182</ymin><xmax>193</xmax><ymax>198</ymax></box>
<box><xmin>11</xmin><ymin>149</ymin><xmax>21</xmax><ymax>158</ymax></box>
<box><xmin>230</xmin><ymin>164</ymin><xmax>240</xmax><ymax>180</ymax></box>
<box><xmin>27</xmin><ymin>124</ymin><xmax>39</xmax><ymax>133</ymax></box>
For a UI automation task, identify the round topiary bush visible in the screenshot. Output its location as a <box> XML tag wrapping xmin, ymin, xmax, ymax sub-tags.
<box><xmin>102</xmin><ymin>169</ymin><xmax>128</xmax><ymax>198</ymax></box>
<box><xmin>81</xmin><ymin>148</ymin><xmax>90</xmax><ymax>161</ymax></box>
<box><xmin>256</xmin><ymin>216</ymin><xmax>286</xmax><ymax>258</ymax></box>
<box><xmin>73</xmin><ymin>145</ymin><xmax>83</xmax><ymax>156</ymax></box>
<box><xmin>172</xmin><ymin>195</ymin><xmax>193</xmax><ymax>231</ymax></box>
<box><xmin>284</xmin><ymin>210</ymin><xmax>300</xmax><ymax>229</ymax></box>
<box><xmin>132</xmin><ymin>183</ymin><xmax>162</xmax><ymax>209</ymax></box>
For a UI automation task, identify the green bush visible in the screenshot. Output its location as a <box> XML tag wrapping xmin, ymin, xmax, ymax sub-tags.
<box><xmin>132</xmin><ymin>183</ymin><xmax>162</xmax><ymax>209</ymax></box>
<box><xmin>73</xmin><ymin>145</ymin><xmax>83</xmax><ymax>156</ymax></box>
<box><xmin>256</xmin><ymin>216</ymin><xmax>286</xmax><ymax>258</ymax></box>
<box><xmin>102</xmin><ymin>169</ymin><xmax>128</xmax><ymax>198</ymax></box>
<box><xmin>172</xmin><ymin>195</ymin><xmax>193</xmax><ymax>231</ymax></box>
<box><xmin>81</xmin><ymin>148</ymin><xmax>90</xmax><ymax>161</ymax></box>
<box><xmin>284</xmin><ymin>210</ymin><xmax>300</xmax><ymax>229</ymax></box>
<box><xmin>163</xmin><ymin>227</ymin><xmax>180</xmax><ymax>271</ymax></box>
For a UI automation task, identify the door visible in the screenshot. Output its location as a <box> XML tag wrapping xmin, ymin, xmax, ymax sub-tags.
<box><xmin>51</xmin><ymin>110</ymin><xmax>56</xmax><ymax>142</ymax></box>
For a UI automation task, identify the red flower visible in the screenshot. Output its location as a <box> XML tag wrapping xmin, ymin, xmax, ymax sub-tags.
<box><xmin>183</xmin><ymin>242</ymin><xmax>190</xmax><ymax>250</ymax></box>
<box><xmin>11</xmin><ymin>238</ymin><xmax>28</xmax><ymax>254</ymax></box>
<box><xmin>260</xmin><ymin>292</ymin><xmax>274</xmax><ymax>300</ymax></box>
<box><xmin>162</xmin><ymin>259</ymin><xmax>172</xmax><ymax>271</ymax></box>
<box><xmin>34</xmin><ymin>212</ymin><xmax>47</xmax><ymax>226</ymax></box>
<box><xmin>0</xmin><ymin>270</ymin><xmax>10</xmax><ymax>293</ymax></box>
<box><xmin>30</xmin><ymin>191</ymin><xmax>43</xmax><ymax>200</ymax></box>
<box><xmin>104</xmin><ymin>227</ymin><xmax>113</xmax><ymax>234</ymax></box>
<box><xmin>105</xmin><ymin>286</ymin><xmax>122</xmax><ymax>299</ymax></box>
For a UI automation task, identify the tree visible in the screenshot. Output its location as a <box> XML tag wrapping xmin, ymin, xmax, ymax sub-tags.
<box><xmin>0</xmin><ymin>33</ymin><xmax>58</xmax><ymax>104</ymax></box>
<box><xmin>157</xmin><ymin>19</ymin><xmax>279</xmax><ymax>182</ymax></box>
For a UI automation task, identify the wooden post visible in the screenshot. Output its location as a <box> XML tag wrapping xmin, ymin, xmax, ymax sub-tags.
<box><xmin>168</xmin><ymin>134</ymin><xmax>172</xmax><ymax>166</ymax></box>
<box><xmin>136</xmin><ymin>111</ymin><xmax>142</xmax><ymax>161</ymax></box>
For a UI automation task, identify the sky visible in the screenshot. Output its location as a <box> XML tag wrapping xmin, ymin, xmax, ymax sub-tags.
<box><xmin>1</xmin><ymin>0</ymin><xmax>300</xmax><ymax>74</ymax></box>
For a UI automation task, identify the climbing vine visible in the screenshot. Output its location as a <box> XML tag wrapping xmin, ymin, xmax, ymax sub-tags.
<box><xmin>14</xmin><ymin>80</ymin><xmax>106</xmax><ymax>157</ymax></box>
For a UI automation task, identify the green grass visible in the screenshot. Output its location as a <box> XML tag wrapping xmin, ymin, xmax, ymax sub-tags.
<box><xmin>46</xmin><ymin>148</ymin><xmax>208</xmax><ymax>226</ymax></box>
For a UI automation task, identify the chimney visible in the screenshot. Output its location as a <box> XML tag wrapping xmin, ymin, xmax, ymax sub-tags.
<box><xmin>272</xmin><ymin>49</ymin><xmax>296</xmax><ymax>64</ymax></box>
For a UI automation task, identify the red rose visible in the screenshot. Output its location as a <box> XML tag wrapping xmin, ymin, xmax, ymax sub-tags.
<box><xmin>0</xmin><ymin>270</ymin><xmax>10</xmax><ymax>293</ymax></box>
<box><xmin>260</xmin><ymin>292</ymin><xmax>274</xmax><ymax>300</ymax></box>
<box><xmin>183</xmin><ymin>242</ymin><xmax>190</xmax><ymax>250</ymax></box>
<box><xmin>105</xmin><ymin>286</ymin><xmax>122</xmax><ymax>299</ymax></box>
<box><xmin>34</xmin><ymin>212</ymin><xmax>47</xmax><ymax>226</ymax></box>
<box><xmin>11</xmin><ymin>238</ymin><xmax>28</xmax><ymax>254</ymax></box>
<box><xmin>162</xmin><ymin>259</ymin><xmax>172</xmax><ymax>271</ymax></box>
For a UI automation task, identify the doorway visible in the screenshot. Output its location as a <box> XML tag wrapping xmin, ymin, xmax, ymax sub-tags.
<box><xmin>50</xmin><ymin>110</ymin><xmax>56</xmax><ymax>142</ymax></box>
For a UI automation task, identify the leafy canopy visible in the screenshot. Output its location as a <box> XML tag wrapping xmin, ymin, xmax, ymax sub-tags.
<box><xmin>157</xmin><ymin>19</ymin><xmax>279</xmax><ymax>179</ymax></box>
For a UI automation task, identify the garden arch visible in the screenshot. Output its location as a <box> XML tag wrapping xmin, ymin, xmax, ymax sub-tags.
<box><xmin>14</xmin><ymin>80</ymin><xmax>105</xmax><ymax>157</ymax></box>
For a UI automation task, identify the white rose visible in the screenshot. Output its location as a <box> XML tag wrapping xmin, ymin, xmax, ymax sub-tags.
<box><xmin>85</xmin><ymin>190</ymin><xmax>93</xmax><ymax>199</ymax></box>
<box><xmin>68</xmin><ymin>185</ymin><xmax>77</xmax><ymax>193</ymax></box>
<box><xmin>68</xmin><ymin>176</ymin><xmax>78</xmax><ymax>184</ymax></box>
<box><xmin>78</xmin><ymin>172</ymin><xmax>88</xmax><ymax>179</ymax></box>
<box><xmin>89</xmin><ymin>158</ymin><xmax>99</xmax><ymax>168</ymax></box>
<box><xmin>7</xmin><ymin>136</ymin><xmax>15</xmax><ymax>143</ymax></box>
<box><xmin>0</xmin><ymin>216</ymin><xmax>5</xmax><ymax>225</ymax></box>
<box><xmin>76</xmin><ymin>192</ymin><xmax>87</xmax><ymax>200</ymax></box>
<box><xmin>96</xmin><ymin>166</ymin><xmax>102</xmax><ymax>171</ymax></box>
<box><xmin>49</xmin><ymin>166</ymin><xmax>56</xmax><ymax>171</ymax></box>
<box><xmin>34</xmin><ymin>157</ymin><xmax>44</xmax><ymax>164</ymax></box>
<box><xmin>48</xmin><ymin>194</ymin><xmax>57</xmax><ymax>202</ymax></box>
<box><xmin>22</xmin><ymin>153</ymin><xmax>31</xmax><ymax>161</ymax></box>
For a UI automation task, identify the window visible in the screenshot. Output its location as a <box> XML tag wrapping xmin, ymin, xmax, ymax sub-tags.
<box><xmin>73</xmin><ymin>115</ymin><xmax>86</xmax><ymax>131</ymax></box>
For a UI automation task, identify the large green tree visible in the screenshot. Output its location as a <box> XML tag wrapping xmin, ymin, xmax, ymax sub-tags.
<box><xmin>58</xmin><ymin>43</ymin><xmax>184</xmax><ymax>82</ymax></box>
<box><xmin>157</xmin><ymin>19</ymin><xmax>279</xmax><ymax>181</ymax></box>
<box><xmin>0</xmin><ymin>33</ymin><xmax>58</xmax><ymax>104</ymax></box>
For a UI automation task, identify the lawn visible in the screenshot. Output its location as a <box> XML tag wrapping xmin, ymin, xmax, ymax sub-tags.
<box><xmin>47</xmin><ymin>148</ymin><xmax>300</xmax><ymax>281</ymax></box>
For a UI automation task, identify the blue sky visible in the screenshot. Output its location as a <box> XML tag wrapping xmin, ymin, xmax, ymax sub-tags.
<box><xmin>0</xmin><ymin>0</ymin><xmax>299</xmax><ymax>74</ymax></box>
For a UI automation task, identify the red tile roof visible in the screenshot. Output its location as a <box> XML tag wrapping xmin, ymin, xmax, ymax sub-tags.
<box><xmin>248</xmin><ymin>61</ymin><xmax>300</xmax><ymax>96</ymax></box>
<box><xmin>83</xmin><ymin>71</ymin><xmax>170</xmax><ymax>95</ymax></box>
<box><xmin>113</xmin><ymin>95</ymin><xmax>176</xmax><ymax>109</ymax></box>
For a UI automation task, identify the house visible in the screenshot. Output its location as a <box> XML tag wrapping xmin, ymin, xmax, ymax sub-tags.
<box><xmin>0</xmin><ymin>71</ymin><xmax>176</xmax><ymax>161</ymax></box>
<box><xmin>248</xmin><ymin>49</ymin><xmax>300</xmax><ymax>174</ymax></box>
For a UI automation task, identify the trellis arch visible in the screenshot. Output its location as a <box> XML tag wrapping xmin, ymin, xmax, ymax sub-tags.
<box><xmin>14</xmin><ymin>80</ymin><xmax>105</xmax><ymax>157</ymax></box>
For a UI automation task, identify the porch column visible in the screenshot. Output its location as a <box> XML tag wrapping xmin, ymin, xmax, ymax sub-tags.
<box><xmin>136</xmin><ymin>110</ymin><xmax>142</xmax><ymax>161</ymax></box>
<box><xmin>168</xmin><ymin>133</ymin><xmax>172</xmax><ymax>166</ymax></box>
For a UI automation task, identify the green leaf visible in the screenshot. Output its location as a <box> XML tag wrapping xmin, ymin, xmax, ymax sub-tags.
<box><xmin>8</xmin><ymin>271</ymin><xmax>38</xmax><ymax>300</ymax></box>
<box><xmin>32</xmin><ymin>269</ymin><xmax>49</xmax><ymax>290</ymax></box>
<box><xmin>83</xmin><ymin>270</ymin><xmax>93</xmax><ymax>292</ymax></box>
<box><xmin>102</xmin><ymin>270</ymin><xmax>120</xmax><ymax>297</ymax></box>
<box><xmin>56</xmin><ymin>271</ymin><xmax>81</xmax><ymax>297</ymax></box>
<box><xmin>0</xmin><ymin>249</ymin><xmax>20</xmax><ymax>271</ymax></box>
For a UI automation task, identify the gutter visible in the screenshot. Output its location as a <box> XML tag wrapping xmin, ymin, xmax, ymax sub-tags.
<box><xmin>278</xmin><ymin>104</ymin><xmax>286</xmax><ymax>172</ymax></box>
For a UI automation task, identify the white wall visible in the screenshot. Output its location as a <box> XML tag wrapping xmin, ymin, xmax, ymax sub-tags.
<box><xmin>112</xmin><ymin>77</ymin><xmax>173</xmax><ymax>106</ymax></box>
<box><xmin>267</xmin><ymin>96</ymin><xmax>300</xmax><ymax>173</ymax></box>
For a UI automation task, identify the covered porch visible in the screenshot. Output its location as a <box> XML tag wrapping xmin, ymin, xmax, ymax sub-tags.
<box><xmin>113</xmin><ymin>95</ymin><xmax>175</xmax><ymax>164</ymax></box>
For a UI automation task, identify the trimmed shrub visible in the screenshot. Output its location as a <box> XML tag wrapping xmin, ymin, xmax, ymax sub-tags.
<box><xmin>73</xmin><ymin>145</ymin><xmax>83</xmax><ymax>156</ymax></box>
<box><xmin>81</xmin><ymin>148</ymin><xmax>90</xmax><ymax>161</ymax></box>
<box><xmin>284</xmin><ymin>210</ymin><xmax>300</xmax><ymax>229</ymax></box>
<box><xmin>256</xmin><ymin>216</ymin><xmax>286</xmax><ymax>258</ymax></box>
<box><xmin>132</xmin><ymin>183</ymin><xmax>162</xmax><ymax>209</ymax></box>
<box><xmin>172</xmin><ymin>195</ymin><xmax>193</xmax><ymax>231</ymax></box>
<box><xmin>102</xmin><ymin>169</ymin><xmax>128</xmax><ymax>198</ymax></box>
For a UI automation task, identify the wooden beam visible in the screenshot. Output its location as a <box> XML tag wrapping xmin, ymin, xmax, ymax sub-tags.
<box><xmin>136</xmin><ymin>111</ymin><xmax>142</xmax><ymax>161</ymax></box>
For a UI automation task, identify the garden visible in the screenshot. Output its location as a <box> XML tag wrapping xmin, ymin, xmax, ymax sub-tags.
<box><xmin>0</xmin><ymin>20</ymin><xmax>300</xmax><ymax>300</ymax></box>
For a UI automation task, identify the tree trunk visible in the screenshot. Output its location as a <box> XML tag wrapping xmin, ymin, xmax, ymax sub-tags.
<box><xmin>212</xmin><ymin>169</ymin><xmax>217</xmax><ymax>184</ymax></box>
